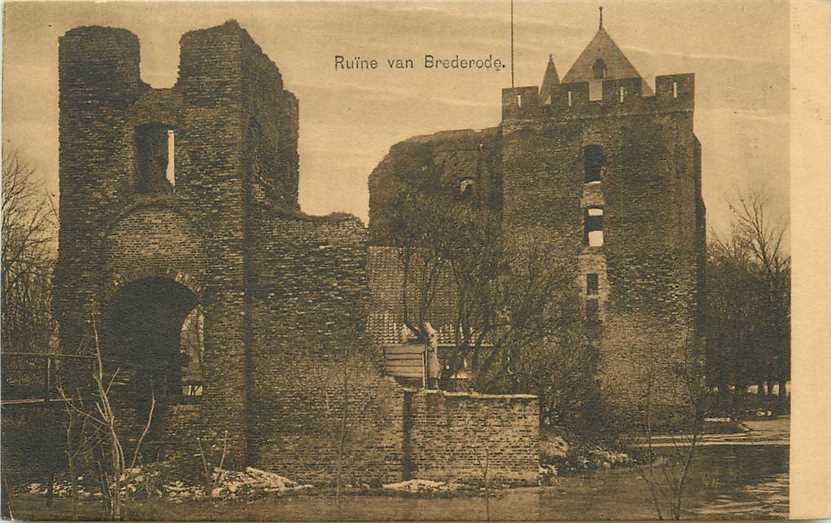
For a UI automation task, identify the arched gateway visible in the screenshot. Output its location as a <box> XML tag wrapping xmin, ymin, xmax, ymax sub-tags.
<box><xmin>52</xmin><ymin>21</ymin><xmax>375</xmax><ymax>472</ymax></box>
<box><xmin>52</xmin><ymin>20</ymin><xmax>540</xmax><ymax>486</ymax></box>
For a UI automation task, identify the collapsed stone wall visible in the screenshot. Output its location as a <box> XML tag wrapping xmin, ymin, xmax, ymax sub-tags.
<box><xmin>367</xmin><ymin>129</ymin><xmax>502</xmax><ymax>344</ymax></box>
<box><xmin>245</xmin><ymin>210</ymin><xmax>407</xmax><ymax>484</ymax></box>
<box><xmin>403</xmin><ymin>390</ymin><xmax>540</xmax><ymax>485</ymax></box>
<box><xmin>368</xmin><ymin>128</ymin><xmax>501</xmax><ymax>246</ymax></box>
<box><xmin>48</xmin><ymin>20</ymin><xmax>542</xmax><ymax>486</ymax></box>
<box><xmin>369</xmin><ymin>78</ymin><xmax>705</xmax><ymax>414</ymax></box>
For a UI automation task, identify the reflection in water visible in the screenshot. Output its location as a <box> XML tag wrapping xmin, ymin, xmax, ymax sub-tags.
<box><xmin>224</xmin><ymin>444</ymin><xmax>787</xmax><ymax>521</ymax></box>
<box><xmin>685</xmin><ymin>445</ymin><xmax>789</xmax><ymax>519</ymax></box>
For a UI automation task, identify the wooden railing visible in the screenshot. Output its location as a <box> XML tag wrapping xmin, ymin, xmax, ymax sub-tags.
<box><xmin>1</xmin><ymin>352</ymin><xmax>204</xmax><ymax>406</ymax></box>
<box><xmin>1</xmin><ymin>352</ymin><xmax>115</xmax><ymax>405</ymax></box>
<box><xmin>383</xmin><ymin>344</ymin><xmax>426</xmax><ymax>387</ymax></box>
<box><xmin>383</xmin><ymin>343</ymin><xmax>489</xmax><ymax>388</ymax></box>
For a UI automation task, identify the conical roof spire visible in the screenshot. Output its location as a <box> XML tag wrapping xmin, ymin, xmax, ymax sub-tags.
<box><xmin>561</xmin><ymin>14</ymin><xmax>654</xmax><ymax>95</ymax></box>
<box><xmin>539</xmin><ymin>54</ymin><xmax>561</xmax><ymax>104</ymax></box>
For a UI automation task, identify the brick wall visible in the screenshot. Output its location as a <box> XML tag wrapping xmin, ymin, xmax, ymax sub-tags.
<box><xmin>0</xmin><ymin>401</ymin><xmax>202</xmax><ymax>484</ymax></box>
<box><xmin>50</xmin><ymin>20</ymin><xmax>543</xmax><ymax>485</ymax></box>
<box><xmin>403</xmin><ymin>389</ymin><xmax>539</xmax><ymax>485</ymax></box>
<box><xmin>366</xmin><ymin>129</ymin><xmax>501</xmax><ymax>344</ymax></box>
<box><xmin>500</xmin><ymin>105</ymin><xmax>702</xmax><ymax>409</ymax></box>
<box><xmin>369</xmin><ymin>76</ymin><xmax>705</xmax><ymax>414</ymax></box>
<box><xmin>244</xmin><ymin>209</ymin><xmax>409</xmax><ymax>484</ymax></box>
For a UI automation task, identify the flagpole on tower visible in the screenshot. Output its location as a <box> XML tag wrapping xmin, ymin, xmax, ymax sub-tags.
<box><xmin>510</xmin><ymin>0</ymin><xmax>515</xmax><ymax>88</ymax></box>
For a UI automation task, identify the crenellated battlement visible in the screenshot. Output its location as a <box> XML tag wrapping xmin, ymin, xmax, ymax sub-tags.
<box><xmin>501</xmin><ymin>86</ymin><xmax>541</xmax><ymax>120</ymax></box>
<box><xmin>502</xmin><ymin>73</ymin><xmax>694</xmax><ymax>122</ymax></box>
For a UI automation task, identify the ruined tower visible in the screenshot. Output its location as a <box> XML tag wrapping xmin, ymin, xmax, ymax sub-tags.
<box><xmin>500</xmin><ymin>20</ymin><xmax>706</xmax><ymax>412</ymax></box>
<box><xmin>54</xmin><ymin>20</ymin><xmax>301</xmax><ymax>466</ymax></box>
<box><xmin>369</xmin><ymin>19</ymin><xmax>706</xmax><ymax>413</ymax></box>
<box><xmin>55</xmin><ymin>21</ymin><xmax>429</xmax><ymax>482</ymax></box>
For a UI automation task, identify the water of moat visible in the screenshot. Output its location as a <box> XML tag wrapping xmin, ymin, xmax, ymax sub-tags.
<box><xmin>249</xmin><ymin>447</ymin><xmax>786</xmax><ymax>521</ymax></box>
<box><xmin>17</xmin><ymin>418</ymin><xmax>789</xmax><ymax>520</ymax></box>
<box><xmin>185</xmin><ymin>417</ymin><xmax>789</xmax><ymax>521</ymax></box>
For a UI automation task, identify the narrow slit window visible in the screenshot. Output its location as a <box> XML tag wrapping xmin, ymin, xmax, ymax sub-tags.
<box><xmin>584</xmin><ymin>207</ymin><xmax>604</xmax><ymax>247</ymax></box>
<box><xmin>586</xmin><ymin>298</ymin><xmax>600</xmax><ymax>323</ymax></box>
<box><xmin>672</xmin><ymin>81</ymin><xmax>679</xmax><ymax>99</ymax></box>
<box><xmin>583</xmin><ymin>145</ymin><xmax>605</xmax><ymax>183</ymax></box>
<box><xmin>516</xmin><ymin>95</ymin><xmax>523</xmax><ymax>108</ymax></box>
<box><xmin>568</xmin><ymin>90</ymin><xmax>573</xmax><ymax>107</ymax></box>
<box><xmin>587</xmin><ymin>273</ymin><xmax>599</xmax><ymax>295</ymax></box>
<box><xmin>592</xmin><ymin>59</ymin><xmax>607</xmax><ymax>80</ymax></box>
<box><xmin>619</xmin><ymin>86</ymin><xmax>626</xmax><ymax>103</ymax></box>
<box><xmin>166</xmin><ymin>129</ymin><xmax>175</xmax><ymax>187</ymax></box>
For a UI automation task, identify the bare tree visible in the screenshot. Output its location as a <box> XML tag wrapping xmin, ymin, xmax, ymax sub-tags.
<box><xmin>634</xmin><ymin>336</ymin><xmax>707</xmax><ymax>520</ymax></box>
<box><xmin>706</xmin><ymin>189</ymin><xmax>790</xmax><ymax>416</ymax></box>
<box><xmin>729</xmin><ymin>191</ymin><xmax>790</xmax><ymax>411</ymax></box>
<box><xmin>313</xmin><ymin>349</ymin><xmax>379</xmax><ymax>504</ymax></box>
<box><xmin>1</xmin><ymin>151</ymin><xmax>57</xmax><ymax>355</ymax></box>
<box><xmin>57</xmin><ymin>313</ymin><xmax>155</xmax><ymax>520</ymax></box>
<box><xmin>386</xmin><ymin>166</ymin><xmax>590</xmax><ymax>415</ymax></box>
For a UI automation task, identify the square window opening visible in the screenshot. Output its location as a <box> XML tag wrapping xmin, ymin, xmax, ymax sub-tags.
<box><xmin>136</xmin><ymin>124</ymin><xmax>175</xmax><ymax>194</ymax></box>
<box><xmin>584</xmin><ymin>207</ymin><xmax>604</xmax><ymax>247</ymax></box>
<box><xmin>587</xmin><ymin>273</ymin><xmax>599</xmax><ymax>295</ymax></box>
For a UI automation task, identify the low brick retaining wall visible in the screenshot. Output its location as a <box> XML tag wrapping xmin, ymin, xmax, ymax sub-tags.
<box><xmin>403</xmin><ymin>389</ymin><xmax>540</xmax><ymax>485</ymax></box>
<box><xmin>3</xmin><ymin>387</ymin><xmax>542</xmax><ymax>487</ymax></box>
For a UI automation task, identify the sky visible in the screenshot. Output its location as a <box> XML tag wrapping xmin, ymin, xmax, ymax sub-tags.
<box><xmin>2</xmin><ymin>0</ymin><xmax>790</xmax><ymax>239</ymax></box>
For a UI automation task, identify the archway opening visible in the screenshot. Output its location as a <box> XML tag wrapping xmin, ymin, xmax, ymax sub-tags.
<box><xmin>104</xmin><ymin>277</ymin><xmax>203</xmax><ymax>422</ymax></box>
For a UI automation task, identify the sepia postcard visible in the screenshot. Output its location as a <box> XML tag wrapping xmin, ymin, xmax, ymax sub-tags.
<box><xmin>1</xmin><ymin>0</ymin><xmax>829</xmax><ymax>520</ymax></box>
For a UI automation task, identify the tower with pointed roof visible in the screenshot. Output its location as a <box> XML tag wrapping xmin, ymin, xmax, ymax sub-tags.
<box><xmin>559</xmin><ymin>11</ymin><xmax>654</xmax><ymax>96</ymax></box>
<box><xmin>368</xmin><ymin>10</ymin><xmax>705</xmax><ymax>421</ymax></box>
<box><xmin>499</xmin><ymin>11</ymin><xmax>705</xmax><ymax>414</ymax></box>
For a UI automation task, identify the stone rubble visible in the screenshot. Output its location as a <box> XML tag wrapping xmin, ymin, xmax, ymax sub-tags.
<box><xmin>26</xmin><ymin>465</ymin><xmax>311</xmax><ymax>503</ymax></box>
<box><xmin>381</xmin><ymin>479</ymin><xmax>461</xmax><ymax>493</ymax></box>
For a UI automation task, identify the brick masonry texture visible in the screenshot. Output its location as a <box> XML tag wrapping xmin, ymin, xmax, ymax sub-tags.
<box><xmin>404</xmin><ymin>390</ymin><xmax>540</xmax><ymax>484</ymax></box>
<box><xmin>46</xmin><ymin>20</ymin><xmax>540</xmax><ymax>485</ymax></box>
<box><xmin>369</xmin><ymin>70</ymin><xmax>705</xmax><ymax>411</ymax></box>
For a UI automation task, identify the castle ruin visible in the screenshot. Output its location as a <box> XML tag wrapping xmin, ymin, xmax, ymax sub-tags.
<box><xmin>368</xmin><ymin>20</ymin><xmax>706</xmax><ymax>414</ymax></box>
<box><xmin>51</xmin><ymin>20</ymin><xmax>539</xmax><ymax>485</ymax></box>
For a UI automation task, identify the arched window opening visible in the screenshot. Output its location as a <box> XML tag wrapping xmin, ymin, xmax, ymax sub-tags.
<box><xmin>583</xmin><ymin>145</ymin><xmax>605</xmax><ymax>183</ymax></box>
<box><xmin>179</xmin><ymin>305</ymin><xmax>205</xmax><ymax>400</ymax></box>
<box><xmin>584</xmin><ymin>207</ymin><xmax>604</xmax><ymax>247</ymax></box>
<box><xmin>592</xmin><ymin>59</ymin><xmax>607</xmax><ymax>80</ymax></box>
<box><xmin>136</xmin><ymin>124</ymin><xmax>175</xmax><ymax>194</ymax></box>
